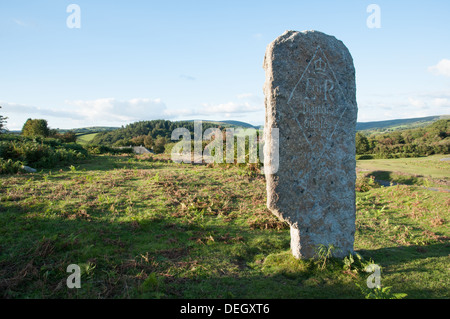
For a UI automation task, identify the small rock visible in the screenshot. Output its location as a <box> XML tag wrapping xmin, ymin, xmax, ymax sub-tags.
<box><xmin>22</xmin><ymin>165</ymin><xmax>37</xmax><ymax>173</ymax></box>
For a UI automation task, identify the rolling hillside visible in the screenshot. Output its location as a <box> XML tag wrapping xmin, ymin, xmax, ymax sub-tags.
<box><xmin>60</xmin><ymin>115</ymin><xmax>450</xmax><ymax>146</ymax></box>
<box><xmin>356</xmin><ymin>115</ymin><xmax>450</xmax><ymax>132</ymax></box>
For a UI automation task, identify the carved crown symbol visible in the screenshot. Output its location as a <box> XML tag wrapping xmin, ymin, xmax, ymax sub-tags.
<box><xmin>314</xmin><ymin>58</ymin><xmax>326</xmax><ymax>73</ymax></box>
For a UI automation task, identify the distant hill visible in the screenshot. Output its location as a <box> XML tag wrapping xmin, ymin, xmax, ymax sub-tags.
<box><xmin>356</xmin><ymin>115</ymin><xmax>449</xmax><ymax>132</ymax></box>
<box><xmin>215</xmin><ymin>115</ymin><xmax>450</xmax><ymax>132</ymax></box>
<box><xmin>216</xmin><ymin>120</ymin><xmax>259</xmax><ymax>129</ymax></box>
<box><xmin>59</xmin><ymin>126</ymin><xmax>120</xmax><ymax>135</ymax></box>
<box><xmin>182</xmin><ymin>120</ymin><xmax>259</xmax><ymax>129</ymax></box>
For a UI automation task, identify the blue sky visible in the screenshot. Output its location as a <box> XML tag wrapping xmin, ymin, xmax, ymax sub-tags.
<box><xmin>1</xmin><ymin>0</ymin><xmax>449</xmax><ymax>130</ymax></box>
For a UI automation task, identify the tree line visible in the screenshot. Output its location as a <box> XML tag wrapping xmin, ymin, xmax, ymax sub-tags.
<box><xmin>91</xmin><ymin>120</ymin><xmax>232</xmax><ymax>153</ymax></box>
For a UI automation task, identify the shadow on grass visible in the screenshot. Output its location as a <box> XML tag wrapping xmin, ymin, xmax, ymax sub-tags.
<box><xmin>357</xmin><ymin>241</ymin><xmax>450</xmax><ymax>265</ymax></box>
<box><xmin>366</xmin><ymin>170</ymin><xmax>428</xmax><ymax>186</ymax></box>
<box><xmin>356</xmin><ymin>242</ymin><xmax>450</xmax><ymax>298</ymax></box>
<box><xmin>2</xmin><ymin>200</ymin><xmax>449</xmax><ymax>299</ymax></box>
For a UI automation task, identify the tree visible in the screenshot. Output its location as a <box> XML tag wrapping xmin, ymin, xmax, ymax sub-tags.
<box><xmin>153</xmin><ymin>136</ymin><xmax>167</xmax><ymax>154</ymax></box>
<box><xmin>22</xmin><ymin>119</ymin><xmax>50</xmax><ymax>137</ymax></box>
<box><xmin>113</xmin><ymin>139</ymin><xmax>132</xmax><ymax>147</ymax></box>
<box><xmin>130</xmin><ymin>135</ymin><xmax>145</xmax><ymax>146</ymax></box>
<box><xmin>355</xmin><ymin>132</ymin><xmax>370</xmax><ymax>154</ymax></box>
<box><xmin>0</xmin><ymin>106</ymin><xmax>7</xmax><ymax>133</ymax></box>
<box><xmin>144</xmin><ymin>134</ymin><xmax>153</xmax><ymax>149</ymax></box>
<box><xmin>390</xmin><ymin>131</ymin><xmax>405</xmax><ymax>144</ymax></box>
<box><xmin>53</xmin><ymin>131</ymin><xmax>77</xmax><ymax>143</ymax></box>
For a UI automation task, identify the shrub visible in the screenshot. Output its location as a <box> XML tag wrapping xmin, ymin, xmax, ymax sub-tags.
<box><xmin>0</xmin><ymin>135</ymin><xmax>89</xmax><ymax>172</ymax></box>
<box><xmin>355</xmin><ymin>175</ymin><xmax>380</xmax><ymax>192</ymax></box>
<box><xmin>356</xmin><ymin>154</ymin><xmax>374</xmax><ymax>160</ymax></box>
<box><xmin>0</xmin><ymin>158</ymin><xmax>24</xmax><ymax>174</ymax></box>
<box><xmin>164</xmin><ymin>142</ymin><xmax>176</xmax><ymax>155</ymax></box>
<box><xmin>84</xmin><ymin>144</ymin><xmax>133</xmax><ymax>155</ymax></box>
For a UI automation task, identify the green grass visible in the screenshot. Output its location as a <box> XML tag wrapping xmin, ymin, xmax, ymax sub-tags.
<box><xmin>357</xmin><ymin>154</ymin><xmax>450</xmax><ymax>189</ymax></box>
<box><xmin>76</xmin><ymin>133</ymin><xmax>98</xmax><ymax>145</ymax></box>
<box><xmin>0</xmin><ymin>154</ymin><xmax>448</xmax><ymax>299</ymax></box>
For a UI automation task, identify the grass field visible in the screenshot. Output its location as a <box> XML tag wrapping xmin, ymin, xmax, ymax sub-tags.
<box><xmin>356</xmin><ymin>155</ymin><xmax>450</xmax><ymax>189</ymax></box>
<box><xmin>76</xmin><ymin>133</ymin><xmax>98</xmax><ymax>145</ymax></box>
<box><xmin>0</xmin><ymin>154</ymin><xmax>448</xmax><ymax>299</ymax></box>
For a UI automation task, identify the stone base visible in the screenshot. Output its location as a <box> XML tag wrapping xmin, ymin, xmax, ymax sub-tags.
<box><xmin>290</xmin><ymin>225</ymin><xmax>354</xmax><ymax>259</ymax></box>
<box><xmin>290</xmin><ymin>226</ymin><xmax>302</xmax><ymax>259</ymax></box>
<box><xmin>290</xmin><ymin>225</ymin><xmax>316</xmax><ymax>259</ymax></box>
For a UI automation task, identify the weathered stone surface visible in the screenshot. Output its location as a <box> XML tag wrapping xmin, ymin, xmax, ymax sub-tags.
<box><xmin>263</xmin><ymin>30</ymin><xmax>357</xmax><ymax>259</ymax></box>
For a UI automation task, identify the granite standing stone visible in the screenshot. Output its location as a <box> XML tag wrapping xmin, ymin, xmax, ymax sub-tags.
<box><xmin>263</xmin><ymin>30</ymin><xmax>358</xmax><ymax>259</ymax></box>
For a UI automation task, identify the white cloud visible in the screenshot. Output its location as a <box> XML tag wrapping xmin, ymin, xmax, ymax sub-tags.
<box><xmin>406</xmin><ymin>95</ymin><xmax>450</xmax><ymax>110</ymax></box>
<box><xmin>2</xmin><ymin>95</ymin><xmax>266</xmax><ymax>129</ymax></box>
<box><xmin>65</xmin><ymin>97</ymin><xmax>168</xmax><ymax>122</ymax></box>
<box><xmin>431</xmin><ymin>97</ymin><xmax>450</xmax><ymax>107</ymax></box>
<box><xmin>408</xmin><ymin>97</ymin><xmax>426</xmax><ymax>108</ymax></box>
<box><xmin>68</xmin><ymin>97</ymin><xmax>262</xmax><ymax>122</ymax></box>
<box><xmin>1</xmin><ymin>98</ymin><xmax>169</xmax><ymax>129</ymax></box>
<box><xmin>164</xmin><ymin>93</ymin><xmax>264</xmax><ymax>120</ymax></box>
<box><xmin>1</xmin><ymin>101</ymin><xmax>84</xmax><ymax>119</ymax></box>
<box><xmin>357</xmin><ymin>91</ymin><xmax>450</xmax><ymax>122</ymax></box>
<box><xmin>164</xmin><ymin>101</ymin><xmax>262</xmax><ymax>119</ymax></box>
<box><xmin>428</xmin><ymin>59</ymin><xmax>450</xmax><ymax>77</ymax></box>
